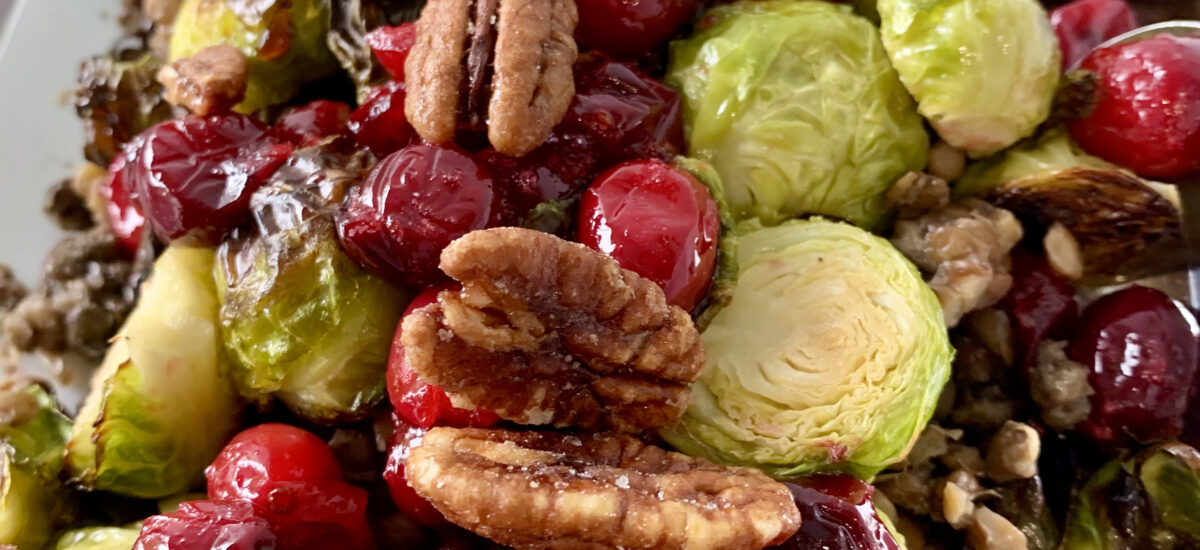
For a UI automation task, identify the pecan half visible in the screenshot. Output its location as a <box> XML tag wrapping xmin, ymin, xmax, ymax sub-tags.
<box><xmin>407</xmin><ymin>427</ymin><xmax>802</xmax><ymax>550</ymax></box>
<box><xmin>401</xmin><ymin>227</ymin><xmax>705</xmax><ymax>432</ymax></box>
<box><xmin>156</xmin><ymin>45</ymin><xmax>248</xmax><ymax>116</ymax></box>
<box><xmin>404</xmin><ymin>0</ymin><xmax>577</xmax><ymax>157</ymax></box>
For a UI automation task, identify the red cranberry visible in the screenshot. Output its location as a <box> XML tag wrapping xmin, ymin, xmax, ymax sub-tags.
<box><xmin>1003</xmin><ymin>251</ymin><xmax>1079</xmax><ymax>370</ymax></box>
<box><xmin>206</xmin><ymin>423</ymin><xmax>345</xmax><ymax>504</ymax></box>
<box><xmin>565</xmin><ymin>55</ymin><xmax>685</xmax><ymax>163</ymax></box>
<box><xmin>577</xmin><ymin>159</ymin><xmax>718</xmax><ymax>311</ymax></box>
<box><xmin>771</xmin><ymin>475</ymin><xmax>900</xmax><ymax>550</ymax></box>
<box><xmin>1050</xmin><ymin>0</ymin><xmax>1138</xmax><ymax>70</ymax></box>
<box><xmin>270</xmin><ymin>100</ymin><xmax>351</xmax><ymax>147</ymax></box>
<box><xmin>133</xmin><ymin>500</ymin><xmax>276</xmax><ymax>550</ymax></box>
<box><xmin>99</xmin><ymin>152</ymin><xmax>146</xmax><ymax>256</ymax></box>
<box><xmin>256</xmin><ymin>480</ymin><xmax>375</xmax><ymax>550</ymax></box>
<box><xmin>1067</xmin><ymin>34</ymin><xmax>1200</xmax><ymax>179</ymax></box>
<box><xmin>1067</xmin><ymin>285</ymin><xmax>1200</xmax><ymax>446</ymax></box>
<box><xmin>124</xmin><ymin>114</ymin><xmax>293</xmax><ymax>244</ymax></box>
<box><xmin>349</xmin><ymin>81</ymin><xmax>418</xmax><ymax>156</ymax></box>
<box><xmin>336</xmin><ymin>144</ymin><xmax>498</xmax><ymax>286</ymax></box>
<box><xmin>574</xmin><ymin>0</ymin><xmax>700</xmax><ymax>59</ymax></box>
<box><xmin>477</xmin><ymin>133</ymin><xmax>599</xmax><ymax>223</ymax></box>
<box><xmin>365</xmin><ymin>23</ymin><xmax>417</xmax><ymax>80</ymax></box>
<box><xmin>384</xmin><ymin>415</ymin><xmax>447</xmax><ymax>527</ymax></box>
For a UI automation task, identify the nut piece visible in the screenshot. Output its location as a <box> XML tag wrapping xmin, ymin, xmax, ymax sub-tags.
<box><xmin>157</xmin><ymin>45</ymin><xmax>248</xmax><ymax>116</ymax></box>
<box><xmin>405</xmin><ymin>0</ymin><xmax>578</xmax><ymax>157</ymax></box>
<box><xmin>1029</xmin><ymin>340</ymin><xmax>1093</xmax><ymax>431</ymax></box>
<box><xmin>887</xmin><ymin>171</ymin><xmax>950</xmax><ymax>219</ymax></box>
<box><xmin>966</xmin><ymin>506</ymin><xmax>1028</xmax><ymax>550</ymax></box>
<box><xmin>985</xmin><ymin>421</ymin><xmax>1040</xmax><ymax>483</ymax></box>
<box><xmin>927</xmin><ymin>141</ymin><xmax>967</xmax><ymax>183</ymax></box>
<box><xmin>402</xmin><ymin>228</ymin><xmax>705</xmax><ymax>432</ymax></box>
<box><xmin>1043</xmin><ymin>222</ymin><xmax>1083</xmax><ymax>280</ymax></box>
<box><xmin>405</xmin><ymin>427</ymin><xmax>802</xmax><ymax>550</ymax></box>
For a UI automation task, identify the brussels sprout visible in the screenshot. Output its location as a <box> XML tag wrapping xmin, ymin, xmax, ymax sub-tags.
<box><xmin>170</xmin><ymin>0</ymin><xmax>337</xmax><ymax>113</ymax></box>
<box><xmin>76</xmin><ymin>53</ymin><xmax>173</xmax><ymax>166</ymax></box>
<box><xmin>661</xmin><ymin>218</ymin><xmax>953</xmax><ymax>478</ymax></box>
<box><xmin>876</xmin><ymin>0</ymin><xmax>1060</xmax><ymax>158</ymax></box>
<box><xmin>54</xmin><ymin>526</ymin><xmax>142</xmax><ymax>550</ymax></box>
<box><xmin>0</xmin><ymin>384</ymin><xmax>75</xmax><ymax>548</ymax></box>
<box><xmin>1063</xmin><ymin>442</ymin><xmax>1200</xmax><ymax>549</ymax></box>
<box><xmin>64</xmin><ymin>246</ymin><xmax>243</xmax><ymax>499</ymax></box>
<box><xmin>217</xmin><ymin>218</ymin><xmax>408</xmax><ymax>423</ymax></box>
<box><xmin>955</xmin><ymin>129</ymin><xmax>1117</xmax><ymax>198</ymax></box>
<box><xmin>667</xmin><ymin>1</ymin><xmax>928</xmax><ymax>230</ymax></box>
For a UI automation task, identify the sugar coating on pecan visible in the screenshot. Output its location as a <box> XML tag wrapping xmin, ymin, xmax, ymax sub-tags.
<box><xmin>406</xmin><ymin>427</ymin><xmax>802</xmax><ymax>550</ymax></box>
<box><xmin>156</xmin><ymin>45</ymin><xmax>248</xmax><ymax>116</ymax></box>
<box><xmin>401</xmin><ymin>227</ymin><xmax>705</xmax><ymax>432</ymax></box>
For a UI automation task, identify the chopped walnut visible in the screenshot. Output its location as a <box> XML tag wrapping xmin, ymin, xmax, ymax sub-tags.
<box><xmin>878</xmin><ymin>462</ymin><xmax>936</xmax><ymax>517</ymax></box>
<box><xmin>887</xmin><ymin>171</ymin><xmax>950</xmax><ymax>219</ymax></box>
<box><xmin>985</xmin><ymin>421</ymin><xmax>1040</xmax><ymax>483</ymax></box>
<box><xmin>966</xmin><ymin>506</ymin><xmax>1028</xmax><ymax>550</ymax></box>
<box><xmin>892</xmin><ymin>199</ymin><xmax>1023</xmax><ymax>327</ymax></box>
<box><xmin>964</xmin><ymin>309</ymin><xmax>1013</xmax><ymax>366</ymax></box>
<box><xmin>402</xmin><ymin>228</ymin><xmax>705</xmax><ymax>432</ymax></box>
<box><xmin>927</xmin><ymin>141</ymin><xmax>967</xmax><ymax>183</ymax></box>
<box><xmin>1043</xmin><ymin>222</ymin><xmax>1084</xmax><ymax>280</ymax></box>
<box><xmin>142</xmin><ymin>0</ymin><xmax>184</xmax><ymax>25</ymax></box>
<box><xmin>942</xmin><ymin>443</ymin><xmax>985</xmax><ymax>475</ymax></box>
<box><xmin>0</xmin><ymin>378</ymin><xmax>40</xmax><ymax>427</ymax></box>
<box><xmin>157</xmin><ymin>45</ymin><xmax>248</xmax><ymax>116</ymax></box>
<box><xmin>0</xmin><ymin>266</ymin><xmax>27</xmax><ymax>314</ymax></box>
<box><xmin>941</xmin><ymin>480</ymin><xmax>974</xmax><ymax>529</ymax></box>
<box><xmin>906</xmin><ymin>424</ymin><xmax>963</xmax><ymax>466</ymax></box>
<box><xmin>1030</xmin><ymin>340</ymin><xmax>1092</xmax><ymax>431</ymax></box>
<box><xmin>406</xmin><ymin>427</ymin><xmax>801</xmax><ymax>550</ymax></box>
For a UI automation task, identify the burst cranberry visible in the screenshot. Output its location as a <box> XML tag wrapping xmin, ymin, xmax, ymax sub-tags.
<box><xmin>477</xmin><ymin>133</ymin><xmax>599</xmax><ymax>223</ymax></box>
<box><xmin>1067</xmin><ymin>34</ymin><xmax>1200</xmax><ymax>179</ymax></box>
<box><xmin>574</xmin><ymin>0</ymin><xmax>699</xmax><ymax>59</ymax></box>
<box><xmin>577</xmin><ymin>160</ymin><xmax>719</xmax><ymax>311</ymax></box>
<box><xmin>1003</xmin><ymin>251</ymin><xmax>1079</xmax><ymax>369</ymax></box>
<box><xmin>133</xmin><ymin>500</ymin><xmax>276</xmax><ymax>550</ymax></box>
<box><xmin>1067</xmin><ymin>286</ymin><xmax>1200</xmax><ymax>446</ymax></box>
<box><xmin>255</xmin><ymin>480</ymin><xmax>375</xmax><ymax>550</ymax></box>
<box><xmin>206</xmin><ymin>423</ymin><xmax>345</xmax><ymax>504</ymax></box>
<box><xmin>270</xmin><ymin>100</ymin><xmax>352</xmax><ymax>147</ymax></box>
<box><xmin>771</xmin><ymin>475</ymin><xmax>900</xmax><ymax>550</ymax></box>
<box><xmin>366</xmin><ymin>23</ymin><xmax>417</xmax><ymax>79</ymax></box>
<box><xmin>124</xmin><ymin>113</ymin><xmax>293</xmax><ymax>244</ymax></box>
<box><xmin>384</xmin><ymin>416</ymin><xmax>447</xmax><ymax>527</ymax></box>
<box><xmin>349</xmin><ymin>81</ymin><xmax>417</xmax><ymax>156</ymax></box>
<box><xmin>565</xmin><ymin>55</ymin><xmax>685</xmax><ymax>162</ymax></box>
<box><xmin>1050</xmin><ymin>0</ymin><xmax>1138</xmax><ymax>70</ymax></box>
<box><xmin>336</xmin><ymin>144</ymin><xmax>498</xmax><ymax>286</ymax></box>
<box><xmin>99</xmin><ymin>152</ymin><xmax>145</xmax><ymax>256</ymax></box>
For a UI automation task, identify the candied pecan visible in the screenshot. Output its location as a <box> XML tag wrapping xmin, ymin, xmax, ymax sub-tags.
<box><xmin>402</xmin><ymin>227</ymin><xmax>705</xmax><ymax>432</ymax></box>
<box><xmin>157</xmin><ymin>45</ymin><xmax>248</xmax><ymax>116</ymax></box>
<box><xmin>406</xmin><ymin>427</ymin><xmax>801</xmax><ymax>550</ymax></box>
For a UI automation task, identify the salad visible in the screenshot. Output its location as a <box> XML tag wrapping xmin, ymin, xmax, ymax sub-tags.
<box><xmin>1</xmin><ymin>0</ymin><xmax>1199</xmax><ymax>548</ymax></box>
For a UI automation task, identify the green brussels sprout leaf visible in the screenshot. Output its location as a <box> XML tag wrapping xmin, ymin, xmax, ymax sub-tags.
<box><xmin>0</xmin><ymin>384</ymin><xmax>75</xmax><ymax>548</ymax></box>
<box><xmin>54</xmin><ymin>526</ymin><xmax>142</xmax><ymax>550</ymax></box>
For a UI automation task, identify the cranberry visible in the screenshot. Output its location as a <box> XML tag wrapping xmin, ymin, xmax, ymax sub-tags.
<box><xmin>270</xmin><ymin>100</ymin><xmax>352</xmax><ymax>147</ymax></box>
<box><xmin>770</xmin><ymin>475</ymin><xmax>900</xmax><ymax>550</ymax></box>
<box><xmin>1067</xmin><ymin>285</ymin><xmax>1200</xmax><ymax>446</ymax></box>
<box><xmin>577</xmin><ymin>160</ymin><xmax>718</xmax><ymax>311</ymax></box>
<box><xmin>256</xmin><ymin>480</ymin><xmax>375</xmax><ymax>550</ymax></box>
<box><xmin>1067</xmin><ymin>34</ymin><xmax>1200</xmax><ymax>179</ymax></box>
<box><xmin>365</xmin><ymin>23</ymin><xmax>417</xmax><ymax>80</ymax></box>
<box><xmin>133</xmin><ymin>500</ymin><xmax>276</xmax><ymax>550</ymax></box>
<box><xmin>1003</xmin><ymin>251</ymin><xmax>1079</xmax><ymax>370</ymax></box>
<box><xmin>574</xmin><ymin>0</ymin><xmax>699</xmax><ymax>59</ymax></box>
<box><xmin>384</xmin><ymin>415</ymin><xmax>447</xmax><ymax>527</ymax></box>
<box><xmin>336</xmin><ymin>144</ymin><xmax>498</xmax><ymax>286</ymax></box>
<box><xmin>477</xmin><ymin>133</ymin><xmax>599</xmax><ymax>223</ymax></box>
<box><xmin>1050</xmin><ymin>0</ymin><xmax>1138</xmax><ymax>71</ymax></box>
<box><xmin>124</xmin><ymin>114</ymin><xmax>293</xmax><ymax>244</ymax></box>
<box><xmin>206</xmin><ymin>423</ymin><xmax>345</xmax><ymax>504</ymax></box>
<box><xmin>349</xmin><ymin>81</ymin><xmax>417</xmax><ymax>156</ymax></box>
<box><xmin>99</xmin><ymin>152</ymin><xmax>146</xmax><ymax>256</ymax></box>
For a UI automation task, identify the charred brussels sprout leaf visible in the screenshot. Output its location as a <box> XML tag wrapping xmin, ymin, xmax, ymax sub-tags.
<box><xmin>54</xmin><ymin>526</ymin><xmax>142</xmax><ymax>550</ymax></box>
<box><xmin>76</xmin><ymin>53</ymin><xmax>174</xmax><ymax>166</ymax></box>
<box><xmin>661</xmin><ymin>219</ymin><xmax>953</xmax><ymax>478</ymax></box>
<box><xmin>0</xmin><ymin>384</ymin><xmax>75</xmax><ymax>548</ymax></box>
<box><xmin>170</xmin><ymin>0</ymin><xmax>337</xmax><ymax>112</ymax></box>
<box><xmin>328</xmin><ymin>0</ymin><xmax>426</xmax><ymax>101</ymax></box>
<box><xmin>667</xmin><ymin>1</ymin><xmax>928</xmax><ymax>230</ymax></box>
<box><xmin>63</xmin><ymin>246</ymin><xmax>243</xmax><ymax>499</ymax></box>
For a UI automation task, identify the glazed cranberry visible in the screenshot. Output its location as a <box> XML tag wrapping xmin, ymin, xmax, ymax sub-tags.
<box><xmin>578</xmin><ymin>160</ymin><xmax>719</xmax><ymax>311</ymax></box>
<box><xmin>133</xmin><ymin>500</ymin><xmax>276</xmax><ymax>550</ymax></box>
<box><xmin>384</xmin><ymin>415</ymin><xmax>447</xmax><ymax>527</ymax></box>
<box><xmin>771</xmin><ymin>475</ymin><xmax>900</xmax><ymax>550</ymax></box>
<box><xmin>387</xmin><ymin>286</ymin><xmax>501</xmax><ymax>429</ymax></box>
<box><xmin>1050</xmin><ymin>0</ymin><xmax>1138</xmax><ymax>70</ymax></box>
<box><xmin>206</xmin><ymin>423</ymin><xmax>345</xmax><ymax>504</ymax></box>
<box><xmin>1067</xmin><ymin>34</ymin><xmax>1200</xmax><ymax>179</ymax></box>
<box><xmin>124</xmin><ymin>114</ymin><xmax>293</xmax><ymax>244</ymax></box>
<box><xmin>574</xmin><ymin>0</ymin><xmax>699</xmax><ymax>59</ymax></box>
<box><xmin>365</xmin><ymin>23</ymin><xmax>417</xmax><ymax>79</ymax></box>
<box><xmin>349</xmin><ymin>81</ymin><xmax>417</xmax><ymax>156</ymax></box>
<box><xmin>336</xmin><ymin>144</ymin><xmax>498</xmax><ymax>286</ymax></box>
<box><xmin>270</xmin><ymin>100</ymin><xmax>351</xmax><ymax>147</ymax></box>
<box><xmin>565</xmin><ymin>55</ymin><xmax>685</xmax><ymax>163</ymax></box>
<box><xmin>477</xmin><ymin>133</ymin><xmax>599</xmax><ymax>223</ymax></box>
<box><xmin>1067</xmin><ymin>286</ymin><xmax>1200</xmax><ymax>446</ymax></box>
<box><xmin>1003</xmin><ymin>251</ymin><xmax>1079</xmax><ymax>369</ymax></box>
<box><xmin>255</xmin><ymin>480</ymin><xmax>375</xmax><ymax>550</ymax></box>
<box><xmin>99</xmin><ymin>152</ymin><xmax>145</xmax><ymax>256</ymax></box>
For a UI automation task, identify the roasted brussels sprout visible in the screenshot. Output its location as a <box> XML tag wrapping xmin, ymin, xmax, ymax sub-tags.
<box><xmin>63</xmin><ymin>246</ymin><xmax>243</xmax><ymax>499</ymax></box>
<box><xmin>667</xmin><ymin>1</ymin><xmax>928</xmax><ymax>229</ymax></box>
<box><xmin>955</xmin><ymin>129</ymin><xmax>1118</xmax><ymax>198</ymax></box>
<box><xmin>75</xmin><ymin>53</ymin><xmax>174</xmax><ymax>166</ymax></box>
<box><xmin>876</xmin><ymin>0</ymin><xmax>1060</xmax><ymax>158</ymax></box>
<box><xmin>170</xmin><ymin>0</ymin><xmax>337</xmax><ymax>113</ymax></box>
<box><xmin>0</xmin><ymin>384</ymin><xmax>75</xmax><ymax>548</ymax></box>
<box><xmin>661</xmin><ymin>219</ymin><xmax>953</xmax><ymax>478</ymax></box>
<box><xmin>54</xmin><ymin>526</ymin><xmax>142</xmax><ymax>550</ymax></box>
<box><xmin>1063</xmin><ymin>442</ymin><xmax>1200</xmax><ymax>549</ymax></box>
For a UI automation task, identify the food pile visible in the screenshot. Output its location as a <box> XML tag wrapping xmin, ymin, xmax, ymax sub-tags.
<box><xmin>1</xmin><ymin>0</ymin><xmax>1200</xmax><ymax>548</ymax></box>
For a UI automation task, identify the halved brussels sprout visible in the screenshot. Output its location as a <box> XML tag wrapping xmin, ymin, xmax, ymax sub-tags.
<box><xmin>876</xmin><ymin>0</ymin><xmax>1060</xmax><ymax>158</ymax></box>
<box><xmin>954</xmin><ymin>130</ymin><xmax>1115</xmax><ymax>198</ymax></box>
<box><xmin>170</xmin><ymin>0</ymin><xmax>337</xmax><ymax>113</ymax></box>
<box><xmin>1063</xmin><ymin>442</ymin><xmax>1200</xmax><ymax>549</ymax></box>
<box><xmin>667</xmin><ymin>1</ymin><xmax>928</xmax><ymax>229</ymax></box>
<box><xmin>64</xmin><ymin>246</ymin><xmax>243</xmax><ymax>499</ymax></box>
<box><xmin>54</xmin><ymin>526</ymin><xmax>142</xmax><ymax>550</ymax></box>
<box><xmin>217</xmin><ymin>218</ymin><xmax>408</xmax><ymax>423</ymax></box>
<box><xmin>662</xmin><ymin>219</ymin><xmax>953</xmax><ymax>478</ymax></box>
<box><xmin>0</xmin><ymin>384</ymin><xmax>75</xmax><ymax>548</ymax></box>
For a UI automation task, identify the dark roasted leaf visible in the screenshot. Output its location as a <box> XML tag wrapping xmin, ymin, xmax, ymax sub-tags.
<box><xmin>75</xmin><ymin>53</ymin><xmax>174</xmax><ymax>166</ymax></box>
<box><xmin>327</xmin><ymin>0</ymin><xmax>426</xmax><ymax>101</ymax></box>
